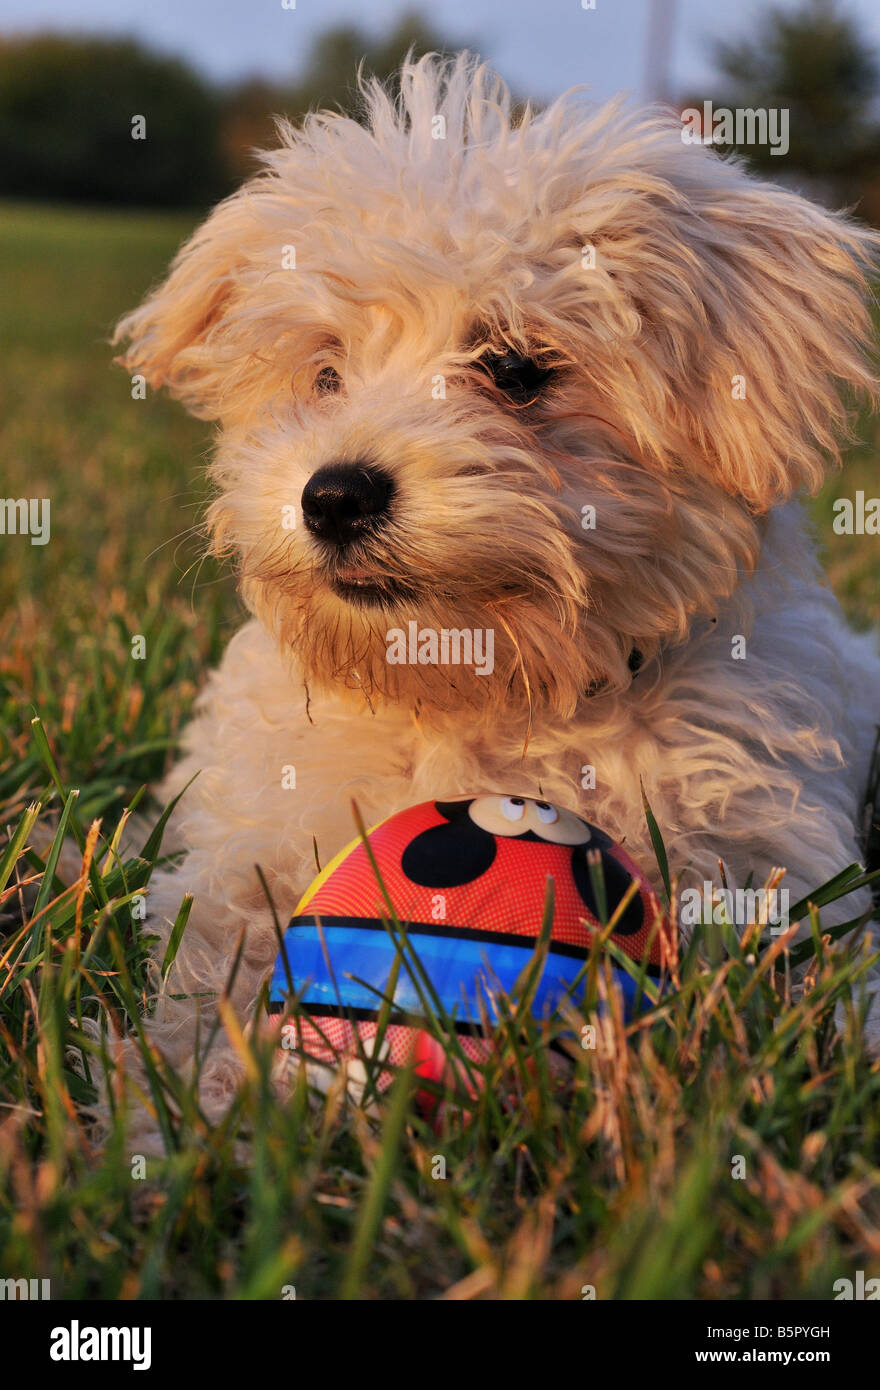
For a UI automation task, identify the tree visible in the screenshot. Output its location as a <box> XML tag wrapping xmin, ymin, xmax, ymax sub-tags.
<box><xmin>0</xmin><ymin>36</ymin><xmax>226</xmax><ymax>207</ymax></box>
<box><xmin>221</xmin><ymin>11</ymin><xmax>471</xmax><ymax>182</ymax></box>
<box><xmin>709</xmin><ymin>0</ymin><xmax>880</xmax><ymax>211</ymax></box>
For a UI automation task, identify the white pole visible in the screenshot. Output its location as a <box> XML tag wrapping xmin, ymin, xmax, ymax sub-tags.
<box><xmin>643</xmin><ymin>0</ymin><xmax>678</xmax><ymax>105</ymax></box>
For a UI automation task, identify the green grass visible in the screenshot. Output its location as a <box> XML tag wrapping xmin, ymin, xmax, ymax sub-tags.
<box><xmin>0</xmin><ymin>200</ymin><xmax>879</xmax><ymax>1302</ymax></box>
<box><xmin>815</xmin><ymin>390</ymin><xmax>880</xmax><ymax>632</ymax></box>
<box><xmin>0</xmin><ymin>201</ymin><xmax>239</xmax><ymax>822</ymax></box>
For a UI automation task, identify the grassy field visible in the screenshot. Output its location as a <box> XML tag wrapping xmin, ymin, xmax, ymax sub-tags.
<box><xmin>0</xmin><ymin>201</ymin><xmax>240</xmax><ymax>828</ymax></box>
<box><xmin>1</xmin><ymin>200</ymin><xmax>879</xmax><ymax>1302</ymax></box>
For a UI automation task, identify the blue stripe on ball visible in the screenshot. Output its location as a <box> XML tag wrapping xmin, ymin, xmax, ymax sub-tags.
<box><xmin>269</xmin><ymin>920</ymin><xmax>645</xmax><ymax>1024</ymax></box>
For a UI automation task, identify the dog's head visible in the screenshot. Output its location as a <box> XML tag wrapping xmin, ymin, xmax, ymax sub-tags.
<box><xmin>114</xmin><ymin>54</ymin><xmax>877</xmax><ymax>723</ymax></box>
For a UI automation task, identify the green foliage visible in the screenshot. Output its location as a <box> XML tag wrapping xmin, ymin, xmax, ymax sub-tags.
<box><xmin>711</xmin><ymin>0</ymin><xmax>880</xmax><ymax>205</ymax></box>
<box><xmin>0</xmin><ymin>36</ymin><xmax>227</xmax><ymax>208</ymax></box>
<box><xmin>0</xmin><ymin>18</ymin><xmax>472</xmax><ymax>205</ymax></box>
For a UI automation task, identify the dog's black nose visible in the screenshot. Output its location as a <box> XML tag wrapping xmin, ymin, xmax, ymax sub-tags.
<box><xmin>301</xmin><ymin>463</ymin><xmax>394</xmax><ymax>546</ymax></box>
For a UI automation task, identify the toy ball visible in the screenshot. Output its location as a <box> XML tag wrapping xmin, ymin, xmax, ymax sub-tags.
<box><xmin>267</xmin><ymin>794</ymin><xmax>670</xmax><ymax>1107</ymax></box>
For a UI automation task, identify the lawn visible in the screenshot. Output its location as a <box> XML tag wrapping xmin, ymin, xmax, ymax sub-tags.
<box><xmin>0</xmin><ymin>200</ymin><xmax>878</xmax><ymax>1301</ymax></box>
<box><xmin>0</xmin><ymin>201</ymin><xmax>239</xmax><ymax>825</ymax></box>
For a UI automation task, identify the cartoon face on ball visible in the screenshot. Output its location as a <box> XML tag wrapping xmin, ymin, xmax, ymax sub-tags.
<box><xmin>467</xmin><ymin>794</ymin><xmax>596</xmax><ymax>845</ymax></box>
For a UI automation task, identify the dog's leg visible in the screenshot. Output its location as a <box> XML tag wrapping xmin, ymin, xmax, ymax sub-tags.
<box><xmin>109</xmin><ymin>866</ymin><xmax>283</xmax><ymax>1155</ymax></box>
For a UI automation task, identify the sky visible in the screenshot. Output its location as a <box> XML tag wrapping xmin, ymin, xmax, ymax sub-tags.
<box><xmin>2</xmin><ymin>0</ymin><xmax>880</xmax><ymax>106</ymax></box>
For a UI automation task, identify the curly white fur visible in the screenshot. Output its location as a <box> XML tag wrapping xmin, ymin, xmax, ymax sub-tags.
<box><xmin>109</xmin><ymin>54</ymin><xmax>880</xmax><ymax>1149</ymax></box>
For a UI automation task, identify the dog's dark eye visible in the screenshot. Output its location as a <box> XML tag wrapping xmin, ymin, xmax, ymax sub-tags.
<box><xmin>482</xmin><ymin>351</ymin><xmax>553</xmax><ymax>404</ymax></box>
<box><xmin>315</xmin><ymin>366</ymin><xmax>342</xmax><ymax>395</ymax></box>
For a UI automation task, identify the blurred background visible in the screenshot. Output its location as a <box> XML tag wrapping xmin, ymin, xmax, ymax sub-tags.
<box><xmin>0</xmin><ymin>0</ymin><xmax>878</xmax><ymax>815</ymax></box>
<box><xmin>4</xmin><ymin>0</ymin><xmax>880</xmax><ymax>213</ymax></box>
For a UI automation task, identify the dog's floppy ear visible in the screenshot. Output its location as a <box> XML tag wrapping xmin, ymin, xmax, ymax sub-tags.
<box><xmin>670</xmin><ymin>173</ymin><xmax>879</xmax><ymax>511</ymax></box>
<box><xmin>112</xmin><ymin>191</ymin><xmax>253</xmax><ymax>419</ymax></box>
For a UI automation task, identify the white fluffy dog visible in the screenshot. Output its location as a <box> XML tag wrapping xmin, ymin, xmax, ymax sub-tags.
<box><xmin>113</xmin><ymin>55</ymin><xmax>880</xmax><ymax>1143</ymax></box>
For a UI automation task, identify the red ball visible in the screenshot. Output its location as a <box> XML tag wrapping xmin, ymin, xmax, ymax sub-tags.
<box><xmin>267</xmin><ymin>794</ymin><xmax>672</xmax><ymax>1110</ymax></box>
